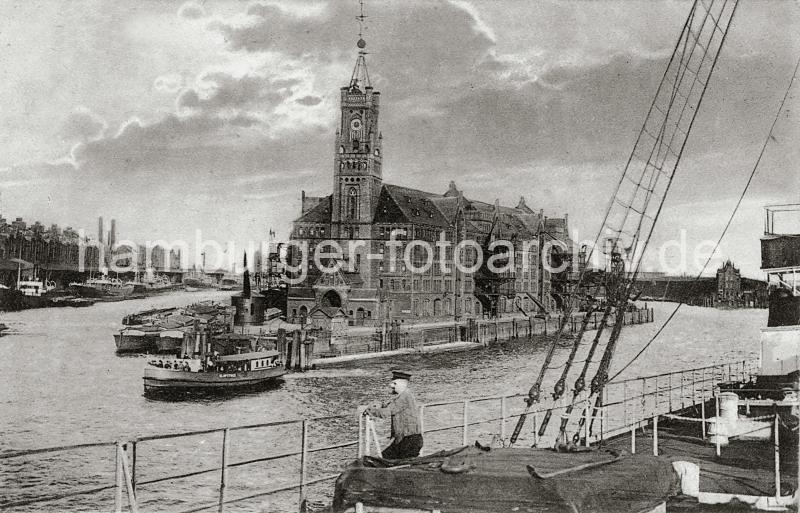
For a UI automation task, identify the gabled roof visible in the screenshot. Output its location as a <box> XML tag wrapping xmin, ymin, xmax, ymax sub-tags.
<box><xmin>295</xmin><ymin>195</ymin><xmax>332</xmax><ymax>224</ymax></box>
<box><xmin>379</xmin><ymin>184</ymin><xmax>452</xmax><ymax>228</ymax></box>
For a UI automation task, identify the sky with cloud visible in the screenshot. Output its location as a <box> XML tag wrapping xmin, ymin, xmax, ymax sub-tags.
<box><xmin>0</xmin><ymin>0</ymin><xmax>798</xmax><ymax>276</ymax></box>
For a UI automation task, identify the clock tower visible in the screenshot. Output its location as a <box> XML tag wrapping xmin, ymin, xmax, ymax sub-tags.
<box><xmin>331</xmin><ymin>36</ymin><xmax>383</xmax><ymax>239</ymax></box>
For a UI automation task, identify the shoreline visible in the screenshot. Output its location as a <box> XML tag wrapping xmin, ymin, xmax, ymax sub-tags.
<box><xmin>312</xmin><ymin>340</ymin><xmax>483</xmax><ymax>367</ymax></box>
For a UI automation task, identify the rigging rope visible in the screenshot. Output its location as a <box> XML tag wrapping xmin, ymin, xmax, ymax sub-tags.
<box><xmin>573</xmin><ymin>0</ymin><xmax>741</xmax><ymax>443</ymax></box>
<box><xmin>608</xmin><ymin>52</ymin><xmax>800</xmax><ymax>384</ymax></box>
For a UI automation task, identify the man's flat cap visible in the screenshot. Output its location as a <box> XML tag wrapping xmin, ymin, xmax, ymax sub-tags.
<box><xmin>392</xmin><ymin>370</ymin><xmax>412</xmax><ymax>380</ymax></box>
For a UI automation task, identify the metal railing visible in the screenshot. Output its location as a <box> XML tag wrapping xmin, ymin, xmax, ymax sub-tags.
<box><xmin>1</xmin><ymin>359</ymin><xmax>754</xmax><ymax>512</ymax></box>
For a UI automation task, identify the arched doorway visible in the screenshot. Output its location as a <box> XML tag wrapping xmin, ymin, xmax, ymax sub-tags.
<box><xmin>475</xmin><ymin>301</ymin><xmax>482</xmax><ymax>317</ymax></box>
<box><xmin>299</xmin><ymin>305</ymin><xmax>308</xmax><ymax>323</ymax></box>
<box><xmin>433</xmin><ymin>298</ymin><xmax>442</xmax><ymax>316</ymax></box>
<box><xmin>321</xmin><ymin>290</ymin><xmax>342</xmax><ymax>308</ymax></box>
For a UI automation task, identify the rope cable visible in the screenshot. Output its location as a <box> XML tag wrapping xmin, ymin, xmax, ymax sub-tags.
<box><xmin>609</xmin><ymin>53</ymin><xmax>800</xmax><ymax>383</ymax></box>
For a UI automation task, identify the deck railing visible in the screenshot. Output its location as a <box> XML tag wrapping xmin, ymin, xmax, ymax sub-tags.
<box><xmin>1</xmin><ymin>360</ymin><xmax>755</xmax><ymax>512</ymax></box>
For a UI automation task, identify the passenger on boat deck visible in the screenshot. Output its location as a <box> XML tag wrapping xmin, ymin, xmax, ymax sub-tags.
<box><xmin>164</xmin><ymin>361</ymin><xmax>172</xmax><ymax>369</ymax></box>
<box><xmin>157</xmin><ymin>360</ymin><xmax>164</xmax><ymax>368</ymax></box>
<box><xmin>365</xmin><ymin>370</ymin><xmax>423</xmax><ymax>460</ymax></box>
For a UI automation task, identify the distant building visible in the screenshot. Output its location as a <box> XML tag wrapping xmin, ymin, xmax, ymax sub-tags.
<box><xmin>716</xmin><ymin>260</ymin><xmax>741</xmax><ymax>306</ymax></box>
<box><xmin>637</xmin><ymin>260</ymin><xmax>767</xmax><ymax>308</ymax></box>
<box><xmin>287</xmin><ymin>37</ymin><xmax>569</xmax><ymax>325</ymax></box>
<box><xmin>0</xmin><ymin>215</ymin><xmax>101</xmax><ymax>286</ymax></box>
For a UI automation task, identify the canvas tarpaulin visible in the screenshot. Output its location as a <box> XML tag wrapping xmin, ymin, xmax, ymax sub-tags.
<box><xmin>333</xmin><ymin>445</ymin><xmax>680</xmax><ymax>513</ymax></box>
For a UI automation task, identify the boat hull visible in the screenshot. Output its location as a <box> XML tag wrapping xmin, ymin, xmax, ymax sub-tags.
<box><xmin>143</xmin><ymin>366</ymin><xmax>286</xmax><ymax>392</ymax></box>
<box><xmin>114</xmin><ymin>331</ymin><xmax>159</xmax><ymax>353</ymax></box>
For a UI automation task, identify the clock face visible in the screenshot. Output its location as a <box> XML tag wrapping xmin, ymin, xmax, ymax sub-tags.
<box><xmin>350</xmin><ymin>118</ymin><xmax>362</xmax><ymax>130</ymax></box>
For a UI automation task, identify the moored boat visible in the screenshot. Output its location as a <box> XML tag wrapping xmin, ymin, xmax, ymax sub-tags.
<box><xmin>143</xmin><ymin>350</ymin><xmax>285</xmax><ymax>393</ymax></box>
<box><xmin>114</xmin><ymin>326</ymin><xmax>161</xmax><ymax>353</ymax></box>
<box><xmin>70</xmin><ymin>277</ymin><xmax>134</xmax><ymax>298</ymax></box>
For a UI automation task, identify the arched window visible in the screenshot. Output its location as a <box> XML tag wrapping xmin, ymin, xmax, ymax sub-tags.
<box><xmin>347</xmin><ymin>187</ymin><xmax>358</xmax><ymax>220</ymax></box>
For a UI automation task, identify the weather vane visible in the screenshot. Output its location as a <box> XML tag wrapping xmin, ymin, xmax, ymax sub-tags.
<box><xmin>356</xmin><ymin>0</ymin><xmax>367</xmax><ymax>49</ymax></box>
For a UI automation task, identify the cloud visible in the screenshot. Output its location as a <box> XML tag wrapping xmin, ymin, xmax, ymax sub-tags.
<box><xmin>58</xmin><ymin>108</ymin><xmax>106</xmax><ymax>143</ymax></box>
<box><xmin>154</xmin><ymin>73</ymin><xmax>185</xmax><ymax>93</ymax></box>
<box><xmin>295</xmin><ymin>95</ymin><xmax>322</xmax><ymax>106</ymax></box>
<box><xmin>178</xmin><ymin>2</ymin><xmax>206</xmax><ymax>20</ymax></box>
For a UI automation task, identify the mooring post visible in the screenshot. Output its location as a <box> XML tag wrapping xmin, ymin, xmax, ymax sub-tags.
<box><xmin>299</xmin><ymin>420</ymin><xmax>309</xmax><ymax>510</ymax></box>
<box><xmin>630</xmin><ymin>425</ymin><xmax>636</xmax><ymax>454</ymax></box>
<box><xmin>462</xmin><ymin>400</ymin><xmax>469</xmax><ymax>446</ymax></box>
<box><xmin>774</xmin><ymin>415</ymin><xmax>780</xmax><ymax>499</ymax></box>
<box><xmin>419</xmin><ymin>405</ymin><xmax>426</xmax><ymax>436</ymax></box>
<box><xmin>652</xmin><ymin>415</ymin><xmax>658</xmax><ymax>456</ymax></box>
<box><xmin>219</xmin><ymin>428</ymin><xmax>229</xmax><ymax>513</ymax></box>
<box><xmin>115</xmin><ymin>442</ymin><xmax>123</xmax><ymax>513</ymax></box>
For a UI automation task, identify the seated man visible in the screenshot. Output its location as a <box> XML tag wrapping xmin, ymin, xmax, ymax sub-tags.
<box><xmin>365</xmin><ymin>370</ymin><xmax>423</xmax><ymax>459</ymax></box>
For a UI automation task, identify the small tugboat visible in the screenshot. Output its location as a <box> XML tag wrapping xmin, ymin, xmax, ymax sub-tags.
<box><xmin>143</xmin><ymin>350</ymin><xmax>285</xmax><ymax>393</ymax></box>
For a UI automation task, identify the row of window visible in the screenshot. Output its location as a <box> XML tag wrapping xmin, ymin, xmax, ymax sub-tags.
<box><xmin>411</xmin><ymin>297</ymin><xmax>482</xmax><ymax>317</ymax></box>
<box><xmin>297</xmin><ymin>226</ymin><xmax>327</xmax><ymax>238</ymax></box>
<box><xmin>379</xmin><ymin>277</ymin><xmax>473</xmax><ymax>293</ymax></box>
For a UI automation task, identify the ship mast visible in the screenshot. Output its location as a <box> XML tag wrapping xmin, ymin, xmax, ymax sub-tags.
<box><xmin>511</xmin><ymin>0</ymin><xmax>741</xmax><ymax>446</ymax></box>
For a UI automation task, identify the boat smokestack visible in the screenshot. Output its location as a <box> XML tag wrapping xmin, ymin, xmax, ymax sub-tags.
<box><xmin>98</xmin><ymin>216</ymin><xmax>104</xmax><ymax>244</ymax></box>
<box><xmin>243</xmin><ymin>253</ymin><xmax>251</xmax><ymax>298</ymax></box>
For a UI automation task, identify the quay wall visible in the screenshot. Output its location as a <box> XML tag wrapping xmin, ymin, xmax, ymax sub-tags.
<box><xmin>313</xmin><ymin>308</ymin><xmax>654</xmax><ymax>360</ymax></box>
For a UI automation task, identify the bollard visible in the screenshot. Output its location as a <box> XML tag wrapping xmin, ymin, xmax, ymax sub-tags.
<box><xmin>631</xmin><ymin>425</ymin><xmax>636</xmax><ymax>454</ymax></box>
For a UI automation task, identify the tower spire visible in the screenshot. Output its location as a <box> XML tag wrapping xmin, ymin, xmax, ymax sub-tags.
<box><xmin>350</xmin><ymin>0</ymin><xmax>370</xmax><ymax>91</ymax></box>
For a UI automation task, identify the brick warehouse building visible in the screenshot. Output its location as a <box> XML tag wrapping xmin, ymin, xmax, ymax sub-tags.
<box><xmin>287</xmin><ymin>40</ymin><xmax>570</xmax><ymax>325</ymax></box>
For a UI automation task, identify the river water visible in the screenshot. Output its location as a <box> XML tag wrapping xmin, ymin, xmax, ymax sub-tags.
<box><xmin>0</xmin><ymin>292</ymin><xmax>765</xmax><ymax>512</ymax></box>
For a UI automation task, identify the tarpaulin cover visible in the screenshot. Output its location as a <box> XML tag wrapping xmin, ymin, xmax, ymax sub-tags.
<box><xmin>333</xmin><ymin>445</ymin><xmax>679</xmax><ymax>513</ymax></box>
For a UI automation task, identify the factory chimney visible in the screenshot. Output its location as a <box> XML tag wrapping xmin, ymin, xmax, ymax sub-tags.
<box><xmin>98</xmin><ymin>216</ymin><xmax>104</xmax><ymax>244</ymax></box>
<box><xmin>109</xmin><ymin>219</ymin><xmax>116</xmax><ymax>247</ymax></box>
